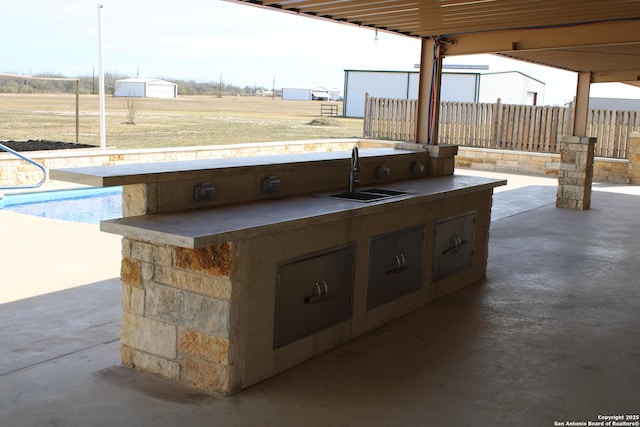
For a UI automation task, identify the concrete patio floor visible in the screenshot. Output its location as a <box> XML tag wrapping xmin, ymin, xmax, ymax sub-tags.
<box><xmin>1</xmin><ymin>170</ymin><xmax>639</xmax><ymax>427</ymax></box>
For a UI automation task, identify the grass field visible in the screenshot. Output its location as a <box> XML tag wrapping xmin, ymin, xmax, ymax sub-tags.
<box><xmin>0</xmin><ymin>94</ymin><xmax>363</xmax><ymax>150</ymax></box>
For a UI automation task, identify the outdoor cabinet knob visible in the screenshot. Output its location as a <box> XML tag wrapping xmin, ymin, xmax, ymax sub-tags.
<box><xmin>375</xmin><ymin>165</ymin><xmax>391</xmax><ymax>179</ymax></box>
<box><xmin>193</xmin><ymin>183</ymin><xmax>215</xmax><ymax>201</ymax></box>
<box><xmin>410</xmin><ymin>161</ymin><xmax>425</xmax><ymax>175</ymax></box>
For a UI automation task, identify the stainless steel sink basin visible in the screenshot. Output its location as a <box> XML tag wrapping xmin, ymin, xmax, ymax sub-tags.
<box><xmin>362</xmin><ymin>188</ymin><xmax>407</xmax><ymax>196</ymax></box>
<box><xmin>329</xmin><ymin>188</ymin><xmax>409</xmax><ymax>202</ymax></box>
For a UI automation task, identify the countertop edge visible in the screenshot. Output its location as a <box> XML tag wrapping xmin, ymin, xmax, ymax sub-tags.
<box><xmin>101</xmin><ymin>177</ymin><xmax>507</xmax><ymax>249</ymax></box>
<box><xmin>51</xmin><ymin>148</ymin><xmax>422</xmax><ymax>188</ymax></box>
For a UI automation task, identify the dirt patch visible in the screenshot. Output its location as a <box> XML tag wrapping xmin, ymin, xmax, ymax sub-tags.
<box><xmin>307</xmin><ymin>118</ymin><xmax>340</xmax><ymax>126</ymax></box>
<box><xmin>0</xmin><ymin>140</ymin><xmax>96</xmax><ymax>152</ymax></box>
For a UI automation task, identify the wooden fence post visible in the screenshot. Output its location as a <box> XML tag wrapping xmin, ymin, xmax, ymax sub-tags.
<box><xmin>492</xmin><ymin>98</ymin><xmax>502</xmax><ymax>148</ymax></box>
<box><xmin>363</xmin><ymin>92</ymin><xmax>370</xmax><ymax>138</ymax></box>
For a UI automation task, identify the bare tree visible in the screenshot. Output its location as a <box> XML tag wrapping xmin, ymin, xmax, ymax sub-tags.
<box><xmin>124</xmin><ymin>97</ymin><xmax>141</xmax><ymax>124</ymax></box>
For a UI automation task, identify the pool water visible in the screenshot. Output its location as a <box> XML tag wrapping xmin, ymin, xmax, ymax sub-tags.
<box><xmin>1</xmin><ymin>187</ymin><xmax>123</xmax><ymax>224</ymax></box>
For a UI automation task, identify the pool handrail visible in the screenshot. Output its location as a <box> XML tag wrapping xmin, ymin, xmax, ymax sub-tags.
<box><xmin>0</xmin><ymin>143</ymin><xmax>47</xmax><ymax>190</ymax></box>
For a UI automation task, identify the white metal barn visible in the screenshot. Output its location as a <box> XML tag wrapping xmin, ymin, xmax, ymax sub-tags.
<box><xmin>343</xmin><ymin>70</ymin><xmax>545</xmax><ymax>117</ymax></box>
<box><xmin>478</xmin><ymin>72</ymin><xmax>545</xmax><ymax>105</ymax></box>
<box><xmin>282</xmin><ymin>88</ymin><xmax>313</xmax><ymax>100</ymax></box>
<box><xmin>113</xmin><ymin>78</ymin><xmax>178</xmax><ymax>99</ymax></box>
<box><xmin>344</xmin><ymin>71</ymin><xmax>421</xmax><ymax>116</ymax></box>
<box><xmin>282</xmin><ymin>87</ymin><xmax>337</xmax><ymax>101</ymax></box>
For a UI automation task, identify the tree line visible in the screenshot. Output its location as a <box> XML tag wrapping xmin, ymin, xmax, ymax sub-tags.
<box><xmin>0</xmin><ymin>73</ymin><xmax>269</xmax><ymax>96</ymax></box>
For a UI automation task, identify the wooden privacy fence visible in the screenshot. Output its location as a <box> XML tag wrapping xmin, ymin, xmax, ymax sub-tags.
<box><xmin>587</xmin><ymin>109</ymin><xmax>640</xmax><ymax>158</ymax></box>
<box><xmin>363</xmin><ymin>94</ymin><xmax>640</xmax><ymax>159</ymax></box>
<box><xmin>363</xmin><ymin>94</ymin><xmax>418</xmax><ymax>142</ymax></box>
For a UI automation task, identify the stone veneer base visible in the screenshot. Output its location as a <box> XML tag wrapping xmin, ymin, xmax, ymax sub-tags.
<box><xmin>120</xmin><ymin>239</ymin><xmax>239</xmax><ymax>394</ymax></box>
<box><xmin>556</xmin><ymin>136</ymin><xmax>597</xmax><ymax>210</ymax></box>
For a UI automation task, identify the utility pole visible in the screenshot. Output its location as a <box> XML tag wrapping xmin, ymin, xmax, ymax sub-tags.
<box><xmin>97</xmin><ymin>3</ymin><xmax>106</xmax><ymax>150</ymax></box>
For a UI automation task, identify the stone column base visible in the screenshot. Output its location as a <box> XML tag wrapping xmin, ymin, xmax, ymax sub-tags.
<box><xmin>556</xmin><ymin>136</ymin><xmax>596</xmax><ymax>210</ymax></box>
<box><xmin>119</xmin><ymin>239</ymin><xmax>240</xmax><ymax>395</ymax></box>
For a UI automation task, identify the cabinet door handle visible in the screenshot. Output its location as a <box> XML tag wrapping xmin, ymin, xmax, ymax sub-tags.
<box><xmin>386</xmin><ymin>254</ymin><xmax>408</xmax><ymax>275</ymax></box>
<box><xmin>321</xmin><ymin>280</ymin><xmax>329</xmax><ymax>296</ymax></box>
<box><xmin>442</xmin><ymin>236</ymin><xmax>467</xmax><ymax>255</ymax></box>
<box><xmin>304</xmin><ymin>281</ymin><xmax>334</xmax><ymax>304</ymax></box>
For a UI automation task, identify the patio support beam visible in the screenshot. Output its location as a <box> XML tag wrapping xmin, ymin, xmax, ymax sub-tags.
<box><xmin>592</xmin><ymin>70</ymin><xmax>640</xmax><ymax>84</ymax></box>
<box><xmin>416</xmin><ymin>37</ymin><xmax>443</xmax><ymax>145</ymax></box>
<box><xmin>574</xmin><ymin>72</ymin><xmax>591</xmax><ymax>137</ymax></box>
<box><xmin>441</xmin><ymin>20</ymin><xmax>640</xmax><ymax>56</ymax></box>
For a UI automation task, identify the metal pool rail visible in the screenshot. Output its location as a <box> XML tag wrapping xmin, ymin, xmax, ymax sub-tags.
<box><xmin>0</xmin><ymin>143</ymin><xmax>47</xmax><ymax>190</ymax></box>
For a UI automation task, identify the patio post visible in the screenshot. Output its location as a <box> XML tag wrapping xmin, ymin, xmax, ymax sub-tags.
<box><xmin>416</xmin><ymin>37</ymin><xmax>443</xmax><ymax>145</ymax></box>
<box><xmin>573</xmin><ymin>72</ymin><xmax>591</xmax><ymax>137</ymax></box>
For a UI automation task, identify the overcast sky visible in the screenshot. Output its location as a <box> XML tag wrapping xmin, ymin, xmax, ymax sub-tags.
<box><xmin>2</xmin><ymin>0</ymin><xmax>639</xmax><ymax>105</ymax></box>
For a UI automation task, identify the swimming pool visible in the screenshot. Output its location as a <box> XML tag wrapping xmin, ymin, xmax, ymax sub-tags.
<box><xmin>1</xmin><ymin>187</ymin><xmax>123</xmax><ymax>224</ymax></box>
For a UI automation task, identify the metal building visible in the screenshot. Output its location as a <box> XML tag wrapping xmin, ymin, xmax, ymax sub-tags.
<box><xmin>113</xmin><ymin>78</ymin><xmax>178</xmax><ymax>99</ymax></box>
<box><xmin>282</xmin><ymin>87</ymin><xmax>340</xmax><ymax>101</ymax></box>
<box><xmin>343</xmin><ymin>69</ymin><xmax>545</xmax><ymax>117</ymax></box>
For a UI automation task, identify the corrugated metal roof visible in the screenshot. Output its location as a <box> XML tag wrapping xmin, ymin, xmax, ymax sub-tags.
<box><xmin>231</xmin><ymin>0</ymin><xmax>640</xmax><ymax>39</ymax></box>
<box><xmin>227</xmin><ymin>0</ymin><xmax>640</xmax><ymax>86</ymax></box>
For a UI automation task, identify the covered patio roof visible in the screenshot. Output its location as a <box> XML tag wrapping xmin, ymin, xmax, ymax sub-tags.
<box><xmin>229</xmin><ymin>0</ymin><xmax>640</xmax><ymax>87</ymax></box>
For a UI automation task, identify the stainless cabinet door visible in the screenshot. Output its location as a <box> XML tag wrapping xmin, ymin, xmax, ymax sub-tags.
<box><xmin>433</xmin><ymin>211</ymin><xmax>476</xmax><ymax>281</ymax></box>
<box><xmin>396</xmin><ymin>226</ymin><xmax>425</xmax><ymax>296</ymax></box>
<box><xmin>274</xmin><ymin>246</ymin><xmax>355</xmax><ymax>348</ymax></box>
<box><xmin>367</xmin><ymin>232</ymin><xmax>401</xmax><ymax>309</ymax></box>
<box><xmin>317</xmin><ymin>246</ymin><xmax>355</xmax><ymax>331</ymax></box>
<box><xmin>274</xmin><ymin>255</ymin><xmax>322</xmax><ymax>348</ymax></box>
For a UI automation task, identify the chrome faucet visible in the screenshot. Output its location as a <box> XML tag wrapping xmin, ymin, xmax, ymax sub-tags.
<box><xmin>348</xmin><ymin>146</ymin><xmax>360</xmax><ymax>193</ymax></box>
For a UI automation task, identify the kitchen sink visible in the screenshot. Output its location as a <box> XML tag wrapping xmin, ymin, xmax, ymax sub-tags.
<box><xmin>329</xmin><ymin>188</ymin><xmax>409</xmax><ymax>202</ymax></box>
<box><xmin>361</xmin><ymin>188</ymin><xmax>407</xmax><ymax>196</ymax></box>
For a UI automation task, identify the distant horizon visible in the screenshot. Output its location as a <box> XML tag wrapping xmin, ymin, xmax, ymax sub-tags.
<box><xmin>4</xmin><ymin>69</ymin><xmax>640</xmax><ymax>105</ymax></box>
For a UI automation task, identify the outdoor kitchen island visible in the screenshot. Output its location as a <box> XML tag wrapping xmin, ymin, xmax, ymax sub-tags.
<box><xmin>51</xmin><ymin>146</ymin><xmax>506</xmax><ymax>395</ymax></box>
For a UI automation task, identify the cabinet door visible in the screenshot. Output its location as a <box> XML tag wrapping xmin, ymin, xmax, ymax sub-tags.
<box><xmin>396</xmin><ymin>226</ymin><xmax>425</xmax><ymax>296</ymax></box>
<box><xmin>274</xmin><ymin>246</ymin><xmax>355</xmax><ymax>348</ymax></box>
<box><xmin>367</xmin><ymin>225</ymin><xmax>425</xmax><ymax>310</ymax></box>
<box><xmin>275</xmin><ymin>255</ymin><xmax>323</xmax><ymax>348</ymax></box>
<box><xmin>433</xmin><ymin>212</ymin><xmax>476</xmax><ymax>281</ymax></box>
<box><xmin>367</xmin><ymin>232</ymin><xmax>401</xmax><ymax>309</ymax></box>
<box><xmin>317</xmin><ymin>246</ymin><xmax>355</xmax><ymax>331</ymax></box>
